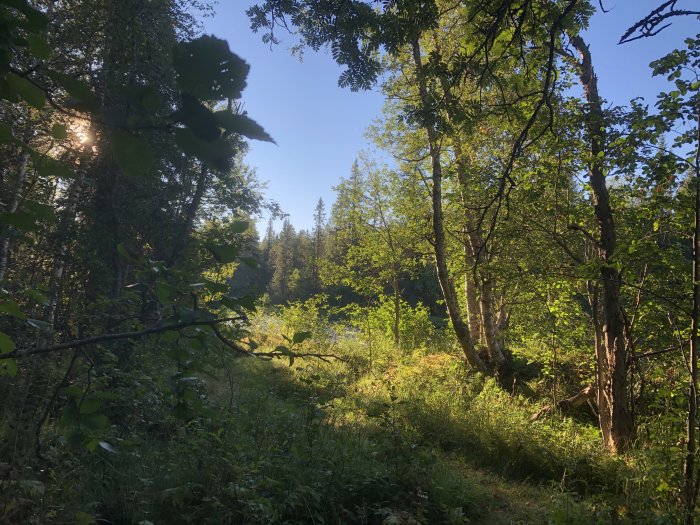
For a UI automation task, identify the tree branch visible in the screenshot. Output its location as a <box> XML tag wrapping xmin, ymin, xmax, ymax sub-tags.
<box><xmin>0</xmin><ymin>317</ymin><xmax>245</xmax><ymax>360</ymax></box>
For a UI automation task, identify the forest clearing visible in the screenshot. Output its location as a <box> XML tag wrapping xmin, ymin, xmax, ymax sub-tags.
<box><xmin>1</xmin><ymin>0</ymin><xmax>700</xmax><ymax>523</ymax></box>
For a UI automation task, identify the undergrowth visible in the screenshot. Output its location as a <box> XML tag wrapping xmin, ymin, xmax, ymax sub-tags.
<box><xmin>3</xmin><ymin>306</ymin><xmax>683</xmax><ymax>523</ymax></box>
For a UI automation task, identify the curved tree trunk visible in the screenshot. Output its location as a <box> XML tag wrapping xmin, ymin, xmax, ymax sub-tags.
<box><xmin>571</xmin><ymin>35</ymin><xmax>634</xmax><ymax>453</ymax></box>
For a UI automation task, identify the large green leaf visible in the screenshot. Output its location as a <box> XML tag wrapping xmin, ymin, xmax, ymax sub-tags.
<box><xmin>216</xmin><ymin>111</ymin><xmax>275</xmax><ymax>143</ymax></box>
<box><xmin>0</xmin><ymin>359</ymin><xmax>17</xmax><ymax>377</ymax></box>
<box><xmin>26</xmin><ymin>33</ymin><xmax>50</xmax><ymax>59</ymax></box>
<box><xmin>45</xmin><ymin>69</ymin><xmax>100</xmax><ymax>112</ymax></box>
<box><xmin>0</xmin><ymin>211</ymin><xmax>39</xmax><ymax>232</ymax></box>
<box><xmin>4</xmin><ymin>0</ymin><xmax>48</xmax><ymax>31</ymax></box>
<box><xmin>206</xmin><ymin>242</ymin><xmax>240</xmax><ymax>264</ymax></box>
<box><xmin>0</xmin><ymin>331</ymin><xmax>15</xmax><ymax>354</ymax></box>
<box><xmin>23</xmin><ymin>200</ymin><xmax>55</xmax><ymax>221</ymax></box>
<box><xmin>31</xmin><ymin>151</ymin><xmax>76</xmax><ymax>179</ymax></box>
<box><xmin>111</xmin><ymin>129</ymin><xmax>154</xmax><ymax>177</ymax></box>
<box><xmin>0</xmin><ymin>301</ymin><xmax>27</xmax><ymax>320</ymax></box>
<box><xmin>51</xmin><ymin>123</ymin><xmax>68</xmax><ymax>139</ymax></box>
<box><xmin>0</xmin><ymin>122</ymin><xmax>15</xmax><ymax>144</ymax></box>
<box><xmin>7</xmin><ymin>72</ymin><xmax>44</xmax><ymax>108</ymax></box>
<box><xmin>122</xmin><ymin>85</ymin><xmax>162</xmax><ymax>113</ymax></box>
<box><xmin>292</xmin><ymin>331</ymin><xmax>312</xmax><ymax>345</ymax></box>
<box><xmin>230</xmin><ymin>220</ymin><xmax>249</xmax><ymax>234</ymax></box>
<box><xmin>174</xmin><ymin>128</ymin><xmax>232</xmax><ymax>171</ymax></box>
<box><xmin>173</xmin><ymin>93</ymin><xmax>221</xmax><ymax>141</ymax></box>
<box><xmin>173</xmin><ymin>35</ymin><xmax>249</xmax><ymax>101</ymax></box>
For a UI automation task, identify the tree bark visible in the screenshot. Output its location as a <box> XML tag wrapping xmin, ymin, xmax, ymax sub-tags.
<box><xmin>410</xmin><ymin>38</ymin><xmax>486</xmax><ymax>373</ymax></box>
<box><xmin>392</xmin><ymin>273</ymin><xmax>401</xmax><ymax>348</ymax></box>
<box><xmin>169</xmin><ymin>164</ymin><xmax>209</xmax><ymax>266</ymax></box>
<box><xmin>479</xmin><ymin>276</ymin><xmax>505</xmax><ymax>367</ymax></box>
<box><xmin>571</xmin><ymin>35</ymin><xmax>634</xmax><ymax>453</ymax></box>
<box><xmin>464</xmin><ymin>259</ymin><xmax>482</xmax><ymax>344</ymax></box>
<box><xmin>683</xmin><ymin>107</ymin><xmax>700</xmax><ymax>525</ymax></box>
<box><xmin>0</xmin><ymin>150</ymin><xmax>30</xmax><ymax>282</ymax></box>
<box><xmin>46</xmin><ymin>173</ymin><xmax>86</xmax><ymax>334</ymax></box>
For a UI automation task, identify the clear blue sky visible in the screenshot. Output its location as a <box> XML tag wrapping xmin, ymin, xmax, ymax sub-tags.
<box><xmin>203</xmin><ymin>1</ymin><xmax>698</xmax><ymax>232</ymax></box>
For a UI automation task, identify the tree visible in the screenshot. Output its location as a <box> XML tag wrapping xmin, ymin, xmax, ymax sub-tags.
<box><xmin>311</xmin><ymin>197</ymin><xmax>326</xmax><ymax>294</ymax></box>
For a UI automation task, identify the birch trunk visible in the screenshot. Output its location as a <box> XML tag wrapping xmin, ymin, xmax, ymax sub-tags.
<box><xmin>410</xmin><ymin>38</ymin><xmax>486</xmax><ymax>373</ymax></box>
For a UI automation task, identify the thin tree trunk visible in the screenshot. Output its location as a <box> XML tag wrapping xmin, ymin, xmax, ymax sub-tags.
<box><xmin>392</xmin><ymin>273</ymin><xmax>401</xmax><ymax>348</ymax></box>
<box><xmin>480</xmin><ymin>276</ymin><xmax>505</xmax><ymax>366</ymax></box>
<box><xmin>45</xmin><ymin>174</ymin><xmax>86</xmax><ymax>333</ymax></box>
<box><xmin>571</xmin><ymin>35</ymin><xmax>634</xmax><ymax>453</ymax></box>
<box><xmin>464</xmin><ymin>261</ymin><xmax>482</xmax><ymax>344</ymax></box>
<box><xmin>169</xmin><ymin>164</ymin><xmax>209</xmax><ymax>266</ymax></box>
<box><xmin>683</xmin><ymin>108</ymin><xmax>700</xmax><ymax>525</ymax></box>
<box><xmin>410</xmin><ymin>37</ymin><xmax>486</xmax><ymax>373</ymax></box>
<box><xmin>449</xmin><ymin>111</ymin><xmax>506</xmax><ymax>366</ymax></box>
<box><xmin>0</xmin><ymin>150</ymin><xmax>30</xmax><ymax>282</ymax></box>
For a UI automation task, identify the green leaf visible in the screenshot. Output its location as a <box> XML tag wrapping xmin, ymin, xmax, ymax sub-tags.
<box><xmin>45</xmin><ymin>69</ymin><xmax>99</xmax><ymax>112</ymax></box>
<box><xmin>61</xmin><ymin>386</ymin><xmax>83</xmax><ymax>398</ymax></box>
<box><xmin>31</xmin><ymin>151</ymin><xmax>76</xmax><ymax>179</ymax></box>
<box><xmin>292</xmin><ymin>331</ymin><xmax>312</xmax><ymax>345</ymax></box>
<box><xmin>7</xmin><ymin>72</ymin><xmax>45</xmax><ymax>108</ymax></box>
<box><xmin>0</xmin><ymin>301</ymin><xmax>27</xmax><ymax>320</ymax></box>
<box><xmin>173</xmin><ymin>93</ymin><xmax>221</xmax><ymax>141</ymax></box>
<box><xmin>111</xmin><ymin>129</ymin><xmax>154</xmax><ymax>177</ymax></box>
<box><xmin>206</xmin><ymin>242</ymin><xmax>240</xmax><ymax>264</ymax></box>
<box><xmin>174</xmin><ymin>128</ymin><xmax>232</xmax><ymax>171</ymax></box>
<box><xmin>155</xmin><ymin>281</ymin><xmax>170</xmax><ymax>303</ymax></box>
<box><xmin>3</xmin><ymin>0</ymin><xmax>48</xmax><ymax>32</ymax></box>
<box><xmin>279</xmin><ymin>344</ymin><xmax>292</xmax><ymax>356</ymax></box>
<box><xmin>230</xmin><ymin>220</ymin><xmax>249</xmax><ymax>234</ymax></box>
<box><xmin>51</xmin><ymin>123</ymin><xmax>68</xmax><ymax>139</ymax></box>
<box><xmin>0</xmin><ymin>122</ymin><xmax>16</xmax><ymax>144</ymax></box>
<box><xmin>173</xmin><ymin>35</ymin><xmax>249</xmax><ymax>101</ymax></box>
<box><xmin>216</xmin><ymin>111</ymin><xmax>275</xmax><ymax>143</ymax></box>
<box><xmin>123</xmin><ymin>85</ymin><xmax>162</xmax><ymax>113</ymax></box>
<box><xmin>238</xmin><ymin>256</ymin><xmax>259</xmax><ymax>268</ymax></box>
<box><xmin>0</xmin><ymin>359</ymin><xmax>17</xmax><ymax>377</ymax></box>
<box><xmin>0</xmin><ymin>331</ymin><xmax>15</xmax><ymax>354</ymax></box>
<box><xmin>25</xmin><ymin>288</ymin><xmax>49</xmax><ymax>306</ymax></box>
<box><xmin>23</xmin><ymin>200</ymin><xmax>55</xmax><ymax>221</ymax></box>
<box><xmin>172</xmin><ymin>401</ymin><xmax>192</xmax><ymax>420</ymax></box>
<box><xmin>74</xmin><ymin>511</ymin><xmax>95</xmax><ymax>525</ymax></box>
<box><xmin>81</xmin><ymin>413</ymin><xmax>109</xmax><ymax>431</ymax></box>
<box><xmin>26</xmin><ymin>33</ymin><xmax>50</xmax><ymax>59</ymax></box>
<box><xmin>0</xmin><ymin>211</ymin><xmax>39</xmax><ymax>232</ymax></box>
<box><xmin>79</xmin><ymin>399</ymin><xmax>102</xmax><ymax>415</ymax></box>
<box><xmin>201</xmin><ymin>280</ymin><xmax>229</xmax><ymax>294</ymax></box>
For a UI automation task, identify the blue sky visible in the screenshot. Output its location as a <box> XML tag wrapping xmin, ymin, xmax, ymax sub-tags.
<box><xmin>203</xmin><ymin>1</ymin><xmax>698</xmax><ymax>232</ymax></box>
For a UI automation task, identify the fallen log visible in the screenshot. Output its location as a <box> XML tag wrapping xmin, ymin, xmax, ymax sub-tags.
<box><xmin>531</xmin><ymin>386</ymin><xmax>595</xmax><ymax>421</ymax></box>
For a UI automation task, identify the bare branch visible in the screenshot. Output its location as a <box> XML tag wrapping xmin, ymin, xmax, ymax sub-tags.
<box><xmin>619</xmin><ymin>1</ymin><xmax>700</xmax><ymax>44</ymax></box>
<box><xmin>1</xmin><ymin>317</ymin><xmax>245</xmax><ymax>360</ymax></box>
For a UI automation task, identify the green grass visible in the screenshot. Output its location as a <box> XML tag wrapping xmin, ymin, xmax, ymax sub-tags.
<box><xmin>5</xmin><ymin>314</ymin><xmax>683</xmax><ymax>524</ymax></box>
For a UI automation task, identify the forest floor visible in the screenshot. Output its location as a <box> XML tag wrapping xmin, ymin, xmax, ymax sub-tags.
<box><xmin>6</xmin><ymin>316</ymin><xmax>676</xmax><ymax>524</ymax></box>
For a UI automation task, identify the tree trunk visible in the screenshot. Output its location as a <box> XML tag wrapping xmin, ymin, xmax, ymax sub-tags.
<box><xmin>683</xmin><ymin>108</ymin><xmax>700</xmax><ymax>525</ymax></box>
<box><xmin>169</xmin><ymin>164</ymin><xmax>209</xmax><ymax>266</ymax></box>
<box><xmin>410</xmin><ymin>38</ymin><xmax>486</xmax><ymax>373</ymax></box>
<box><xmin>464</xmin><ymin>261</ymin><xmax>482</xmax><ymax>344</ymax></box>
<box><xmin>479</xmin><ymin>276</ymin><xmax>505</xmax><ymax>367</ymax></box>
<box><xmin>0</xmin><ymin>150</ymin><xmax>30</xmax><ymax>282</ymax></box>
<box><xmin>571</xmin><ymin>35</ymin><xmax>634</xmax><ymax>453</ymax></box>
<box><xmin>392</xmin><ymin>274</ymin><xmax>401</xmax><ymax>348</ymax></box>
<box><xmin>46</xmin><ymin>173</ymin><xmax>87</xmax><ymax>334</ymax></box>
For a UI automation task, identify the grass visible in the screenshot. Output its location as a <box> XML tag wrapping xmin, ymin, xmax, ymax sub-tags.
<box><xmin>4</xmin><ymin>311</ymin><xmax>683</xmax><ymax>523</ymax></box>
